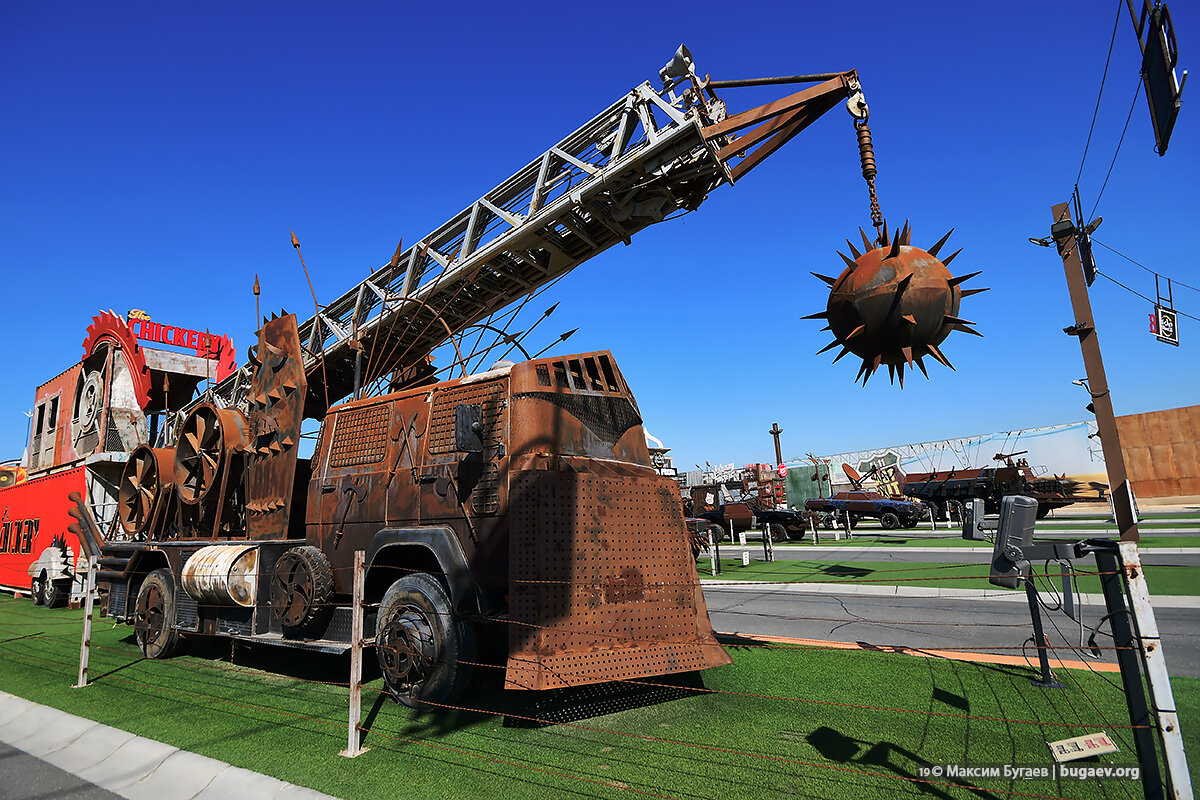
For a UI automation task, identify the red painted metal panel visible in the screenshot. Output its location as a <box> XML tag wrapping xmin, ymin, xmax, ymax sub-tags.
<box><xmin>0</xmin><ymin>465</ymin><xmax>87</xmax><ymax>593</ymax></box>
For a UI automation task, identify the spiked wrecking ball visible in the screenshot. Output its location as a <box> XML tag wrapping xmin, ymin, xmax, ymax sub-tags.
<box><xmin>805</xmin><ymin>109</ymin><xmax>987</xmax><ymax>386</ymax></box>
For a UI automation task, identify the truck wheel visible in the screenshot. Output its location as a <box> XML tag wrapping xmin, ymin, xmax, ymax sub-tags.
<box><xmin>766</xmin><ymin>523</ymin><xmax>788</xmax><ymax>543</ymax></box>
<box><xmin>31</xmin><ymin>573</ymin><xmax>46</xmax><ymax>606</ymax></box>
<box><xmin>705</xmin><ymin>522</ymin><xmax>727</xmax><ymax>544</ymax></box>
<box><xmin>135</xmin><ymin>569</ymin><xmax>182</xmax><ymax>659</ymax></box>
<box><xmin>270</xmin><ymin>546</ymin><xmax>335</xmax><ymax>638</ymax></box>
<box><xmin>822</xmin><ymin>516</ymin><xmax>836</xmax><ymax>530</ymax></box>
<box><xmin>880</xmin><ymin>512</ymin><xmax>900</xmax><ymax>530</ymax></box>
<box><xmin>376</xmin><ymin>573</ymin><xmax>474</xmax><ymax>710</ymax></box>
<box><xmin>42</xmin><ymin>578</ymin><xmax>68</xmax><ymax>608</ymax></box>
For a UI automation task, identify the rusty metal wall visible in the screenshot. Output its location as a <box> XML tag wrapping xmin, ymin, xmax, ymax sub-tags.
<box><xmin>507</xmin><ymin>467</ymin><xmax>729</xmax><ymax>690</ymax></box>
<box><xmin>1117</xmin><ymin>404</ymin><xmax>1200</xmax><ymax>497</ymax></box>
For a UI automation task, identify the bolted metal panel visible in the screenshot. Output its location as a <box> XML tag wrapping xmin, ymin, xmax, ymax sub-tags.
<box><xmin>506</xmin><ymin>468</ymin><xmax>729</xmax><ymax>690</ymax></box>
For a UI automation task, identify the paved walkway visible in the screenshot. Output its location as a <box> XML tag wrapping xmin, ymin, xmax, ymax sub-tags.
<box><xmin>0</xmin><ymin>692</ymin><xmax>341</xmax><ymax>800</ymax></box>
<box><xmin>699</xmin><ymin>579</ymin><xmax>1200</xmax><ymax>608</ymax></box>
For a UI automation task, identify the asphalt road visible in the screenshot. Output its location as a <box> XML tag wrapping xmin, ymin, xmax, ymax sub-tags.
<box><xmin>0</xmin><ymin>743</ymin><xmax>121</xmax><ymax>800</ymax></box>
<box><xmin>702</xmin><ymin>586</ymin><xmax>1200</xmax><ymax>678</ymax></box>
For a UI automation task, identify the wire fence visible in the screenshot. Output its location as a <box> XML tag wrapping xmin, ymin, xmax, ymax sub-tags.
<box><xmin>0</xmin><ymin>539</ymin><xmax>1172</xmax><ymax>800</ymax></box>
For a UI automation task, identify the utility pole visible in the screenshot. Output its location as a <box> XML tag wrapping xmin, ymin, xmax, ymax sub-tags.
<box><xmin>1049</xmin><ymin>201</ymin><xmax>1140</xmax><ymax>543</ymax></box>
<box><xmin>768</xmin><ymin>423</ymin><xmax>784</xmax><ymax>466</ymax></box>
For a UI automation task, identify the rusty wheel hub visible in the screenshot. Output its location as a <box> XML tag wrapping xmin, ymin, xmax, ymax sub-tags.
<box><xmin>135</xmin><ymin>582</ymin><xmax>166</xmax><ymax>650</ymax></box>
<box><xmin>378</xmin><ymin>606</ymin><xmax>436</xmax><ymax>692</ymax></box>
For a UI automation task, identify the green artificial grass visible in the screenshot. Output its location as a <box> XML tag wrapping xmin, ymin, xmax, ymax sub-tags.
<box><xmin>1</xmin><ymin>595</ymin><xmax>1194</xmax><ymax>799</ymax></box>
<box><xmin>696</xmin><ymin>559</ymin><xmax>1198</xmax><ymax>596</ymax></box>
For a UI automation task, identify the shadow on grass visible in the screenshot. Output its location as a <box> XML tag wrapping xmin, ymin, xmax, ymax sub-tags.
<box><xmin>819</xmin><ymin>564</ymin><xmax>874</xmax><ymax>579</ymax></box>
<box><xmin>807</xmin><ymin>725</ymin><xmax>1001</xmax><ymax>800</ymax></box>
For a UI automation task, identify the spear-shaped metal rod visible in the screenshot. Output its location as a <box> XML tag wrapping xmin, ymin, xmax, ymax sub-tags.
<box><xmin>291</xmin><ymin>230</ymin><xmax>330</xmax><ymax>412</ymax></box>
<box><xmin>500</xmin><ymin>302</ymin><xmax>558</xmax><ymax>362</ymax></box>
<box><xmin>528</xmin><ymin>328</ymin><xmax>579</xmax><ymax>360</ymax></box>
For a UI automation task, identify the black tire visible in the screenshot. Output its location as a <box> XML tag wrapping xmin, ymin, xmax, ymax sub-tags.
<box><xmin>785</xmin><ymin>526</ymin><xmax>807</xmax><ymax>542</ymax></box>
<box><xmin>376</xmin><ymin>573</ymin><xmax>474</xmax><ymax>710</ymax></box>
<box><xmin>31</xmin><ymin>573</ymin><xmax>46</xmax><ymax>606</ymax></box>
<box><xmin>766</xmin><ymin>523</ymin><xmax>788</xmax><ymax>543</ymax></box>
<box><xmin>705</xmin><ymin>522</ymin><xmax>727</xmax><ymax>544</ymax></box>
<box><xmin>880</xmin><ymin>512</ymin><xmax>900</xmax><ymax>530</ymax></box>
<box><xmin>822</xmin><ymin>516</ymin><xmax>836</xmax><ymax>530</ymax></box>
<box><xmin>135</xmin><ymin>569</ymin><xmax>182</xmax><ymax>658</ymax></box>
<box><xmin>270</xmin><ymin>545</ymin><xmax>335</xmax><ymax>638</ymax></box>
<box><xmin>42</xmin><ymin>577</ymin><xmax>68</xmax><ymax>608</ymax></box>
<box><xmin>900</xmin><ymin>516</ymin><xmax>919</xmax><ymax>529</ymax></box>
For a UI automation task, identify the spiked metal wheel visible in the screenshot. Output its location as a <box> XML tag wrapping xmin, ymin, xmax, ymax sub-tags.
<box><xmin>118</xmin><ymin>446</ymin><xmax>174</xmax><ymax>535</ymax></box>
<box><xmin>805</xmin><ymin>222</ymin><xmax>988</xmax><ymax>387</ymax></box>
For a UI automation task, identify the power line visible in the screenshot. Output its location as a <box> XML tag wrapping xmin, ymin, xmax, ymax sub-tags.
<box><xmin>1075</xmin><ymin>0</ymin><xmax>1125</xmax><ymax>188</ymax></box>
<box><xmin>1089</xmin><ymin>79</ymin><xmax>1142</xmax><ymax>219</ymax></box>
<box><xmin>1095</xmin><ymin>271</ymin><xmax>1200</xmax><ymax>323</ymax></box>
<box><xmin>1092</xmin><ymin>238</ymin><xmax>1200</xmax><ymax>294</ymax></box>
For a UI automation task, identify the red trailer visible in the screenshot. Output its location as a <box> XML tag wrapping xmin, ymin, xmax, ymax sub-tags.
<box><xmin>0</xmin><ymin>311</ymin><xmax>234</xmax><ymax>604</ymax></box>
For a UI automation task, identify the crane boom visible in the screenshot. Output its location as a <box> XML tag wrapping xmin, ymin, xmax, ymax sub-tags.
<box><xmin>191</xmin><ymin>50</ymin><xmax>864</xmax><ymax>421</ymax></box>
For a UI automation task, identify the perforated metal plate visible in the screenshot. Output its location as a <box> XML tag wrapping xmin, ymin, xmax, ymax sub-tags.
<box><xmin>428</xmin><ymin>383</ymin><xmax>505</xmax><ymax>454</ymax></box>
<box><xmin>328</xmin><ymin>405</ymin><xmax>389</xmax><ymax>468</ymax></box>
<box><xmin>507</xmin><ymin>469</ymin><xmax>730</xmax><ymax>690</ymax></box>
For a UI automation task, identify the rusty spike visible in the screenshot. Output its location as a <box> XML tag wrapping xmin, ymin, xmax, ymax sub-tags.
<box><xmin>914</xmin><ymin>355</ymin><xmax>930</xmax><ymax>379</ymax></box>
<box><xmin>900</xmin><ymin>219</ymin><xmax>911</xmax><ymax>245</ymax></box>
<box><xmin>926</xmin><ymin>343</ymin><xmax>955</xmax><ymax>371</ymax></box>
<box><xmin>941</xmin><ymin>248</ymin><xmax>964</xmax><ymax>268</ymax></box>
<box><xmin>800</xmin><ymin>310</ymin><xmax>828</xmax><ymax>320</ymax></box>
<box><xmin>845</xmin><ymin>324</ymin><xmax>867</xmax><ymax>341</ymax></box>
<box><xmin>816</xmin><ymin>339</ymin><xmax>842</xmax><ymax>355</ymax></box>
<box><xmin>897</xmin><ymin>362</ymin><xmax>906</xmax><ymax>388</ymax></box>
<box><xmin>845</xmin><ymin>239</ymin><xmax>862</xmax><ymax>259</ymax></box>
<box><xmin>870</xmin><ymin>354</ymin><xmax>882</xmax><ymax>374</ymax></box>
<box><xmin>960</xmin><ymin>287</ymin><xmax>990</xmax><ymax>297</ymax></box>
<box><xmin>943</xmin><ymin>315</ymin><xmax>976</xmax><ymax>326</ymax></box>
<box><xmin>881</xmin><ymin>220</ymin><xmax>889</xmax><ymax>247</ymax></box>
<box><xmin>901</xmin><ymin>313</ymin><xmax>917</xmax><ymax>326</ymax></box>
<box><xmin>902</xmin><ymin>346</ymin><xmax>914</xmax><ymax>365</ymax></box>
<box><xmin>895</xmin><ymin>273</ymin><xmax>912</xmax><ymax>294</ymax></box>
<box><xmin>928</xmin><ymin>228</ymin><xmax>954</xmax><ymax>257</ymax></box>
<box><xmin>947</xmin><ymin>270</ymin><xmax>982</xmax><ymax>287</ymax></box>
<box><xmin>820</xmin><ymin>324</ymin><xmax>832</xmax><ymax>332</ymax></box>
<box><xmin>812</xmin><ymin>271</ymin><xmax>839</xmax><ymax>287</ymax></box>
<box><xmin>953</xmin><ymin>324</ymin><xmax>985</xmax><ymax>337</ymax></box>
<box><xmin>838</xmin><ymin>250</ymin><xmax>857</xmax><ymax>270</ymax></box>
<box><xmin>887</xmin><ymin>363</ymin><xmax>896</xmax><ymax>384</ymax></box>
<box><xmin>831</xmin><ymin>347</ymin><xmax>851</xmax><ymax>364</ymax></box>
<box><xmin>860</xmin><ymin>227</ymin><xmax>873</xmax><ymax>253</ymax></box>
<box><xmin>855</xmin><ymin>359</ymin><xmax>871</xmax><ymax>383</ymax></box>
<box><xmin>886</xmin><ymin>235</ymin><xmax>903</xmax><ymax>260</ymax></box>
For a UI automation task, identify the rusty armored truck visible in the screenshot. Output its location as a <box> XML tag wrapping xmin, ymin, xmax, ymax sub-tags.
<box><xmin>65</xmin><ymin>46</ymin><xmax>976</xmax><ymax>710</ymax></box>
<box><xmin>78</xmin><ymin>316</ymin><xmax>729</xmax><ymax>707</ymax></box>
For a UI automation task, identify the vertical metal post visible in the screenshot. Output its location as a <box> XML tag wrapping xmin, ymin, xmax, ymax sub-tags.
<box><xmin>1050</xmin><ymin>202</ymin><xmax>1140</xmax><ymax>543</ymax></box>
<box><xmin>340</xmin><ymin>550</ymin><xmax>369</xmax><ymax>758</ymax></box>
<box><xmin>708</xmin><ymin>528</ymin><xmax>717</xmax><ymax>577</ymax></box>
<box><xmin>1119</xmin><ymin>541</ymin><xmax>1191</xmax><ymax>799</ymax></box>
<box><xmin>713</xmin><ymin>529</ymin><xmax>721</xmax><ymax>574</ymax></box>
<box><xmin>1094</xmin><ymin>547</ymin><xmax>1163</xmax><ymax>799</ymax></box>
<box><xmin>74</xmin><ymin>556</ymin><xmax>97</xmax><ymax>689</ymax></box>
<box><xmin>1024</xmin><ymin>580</ymin><xmax>1062</xmax><ymax>689</ymax></box>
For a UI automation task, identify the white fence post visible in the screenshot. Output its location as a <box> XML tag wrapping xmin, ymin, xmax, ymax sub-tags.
<box><xmin>74</xmin><ymin>556</ymin><xmax>97</xmax><ymax>689</ymax></box>
<box><xmin>340</xmin><ymin>550</ymin><xmax>369</xmax><ymax>758</ymax></box>
<box><xmin>1119</xmin><ymin>541</ymin><xmax>1191</xmax><ymax>798</ymax></box>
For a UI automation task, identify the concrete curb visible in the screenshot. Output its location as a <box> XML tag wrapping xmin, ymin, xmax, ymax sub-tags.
<box><xmin>698</xmin><ymin>580</ymin><xmax>1200</xmax><ymax>608</ymax></box>
<box><xmin>0</xmin><ymin>691</ymin><xmax>342</xmax><ymax>800</ymax></box>
<box><xmin>719</xmin><ymin>545</ymin><xmax>1200</xmax><ymax>556</ymax></box>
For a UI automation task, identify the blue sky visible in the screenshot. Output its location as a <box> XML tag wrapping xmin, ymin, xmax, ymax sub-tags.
<box><xmin>1</xmin><ymin>1</ymin><xmax>1195</xmax><ymax>472</ymax></box>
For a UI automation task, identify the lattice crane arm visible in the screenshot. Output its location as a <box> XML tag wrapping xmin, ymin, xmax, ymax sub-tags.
<box><xmin>191</xmin><ymin>50</ymin><xmax>867</xmax><ymax>421</ymax></box>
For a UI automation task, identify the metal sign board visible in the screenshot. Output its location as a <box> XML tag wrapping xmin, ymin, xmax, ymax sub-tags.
<box><xmin>1154</xmin><ymin>305</ymin><xmax>1179</xmax><ymax>346</ymax></box>
<box><xmin>1047</xmin><ymin>732</ymin><xmax>1119</xmax><ymax>763</ymax></box>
